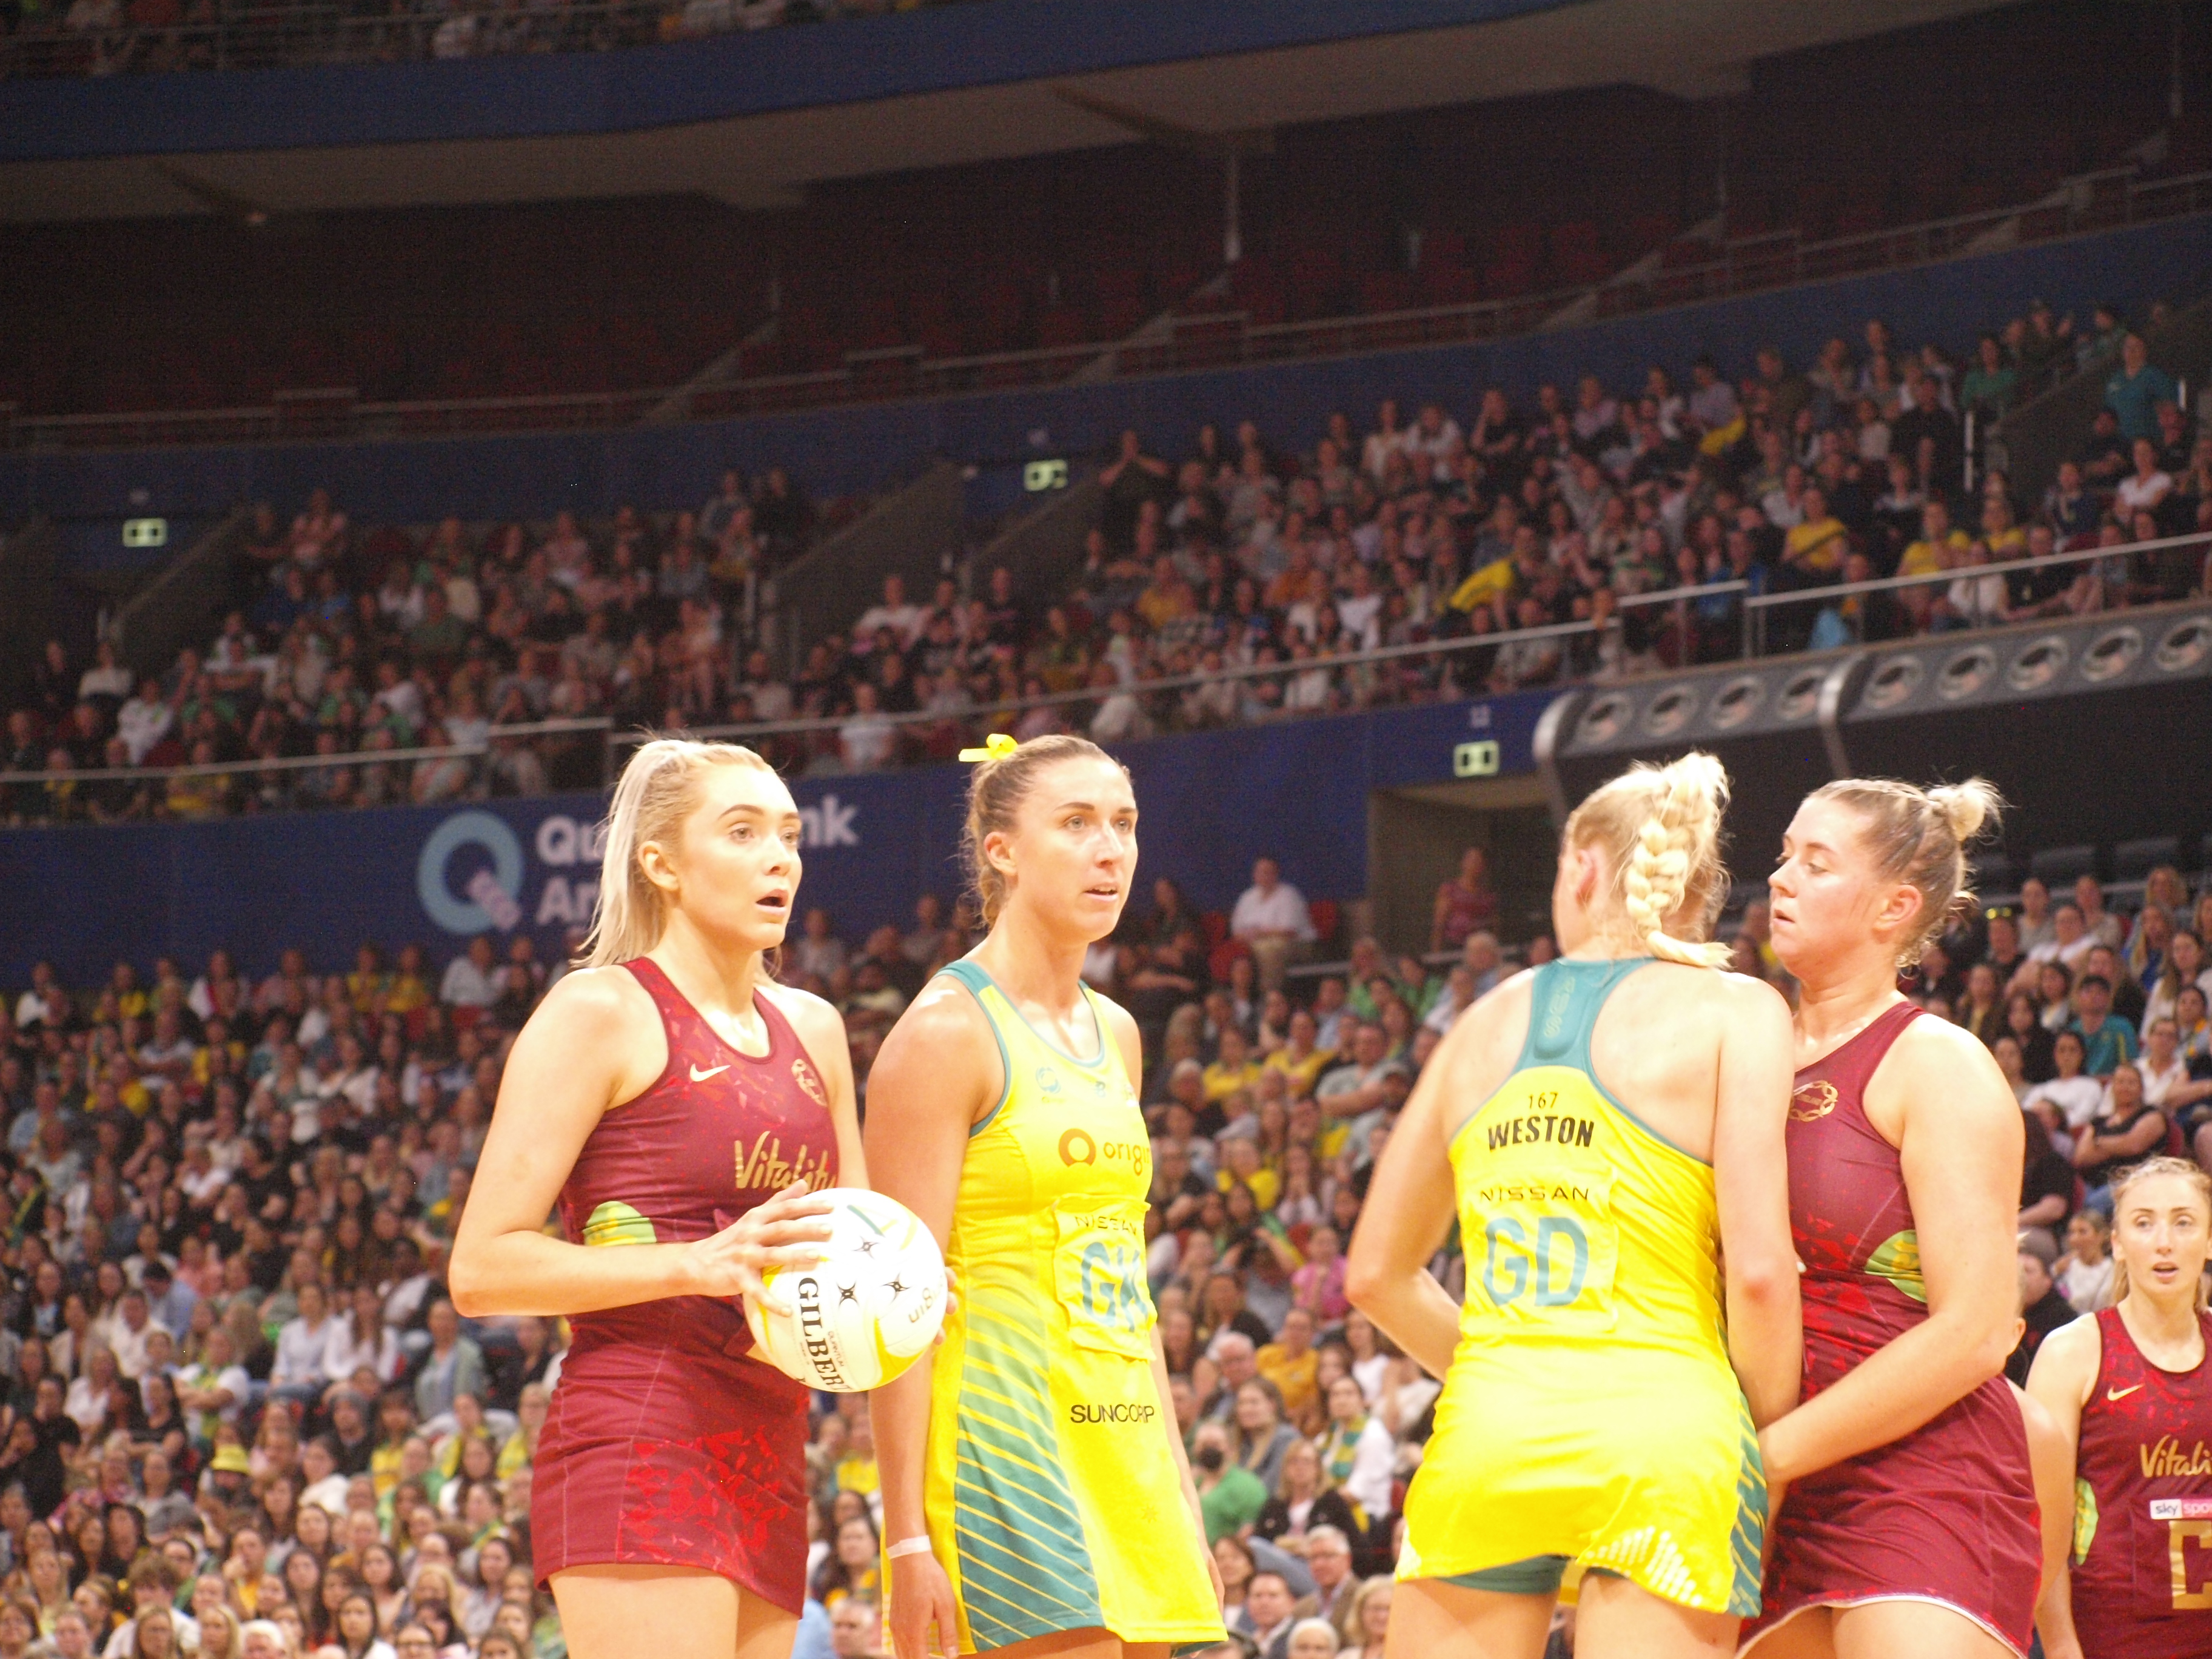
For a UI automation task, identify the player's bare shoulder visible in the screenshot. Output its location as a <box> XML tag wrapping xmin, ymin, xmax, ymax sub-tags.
<box><xmin>873</xmin><ymin>968</ymin><xmax>1002</xmax><ymax>1121</ymax></box>
<box><xmin>2029</xmin><ymin>1302</ymin><xmax>2105</xmax><ymax>1399</ymax></box>
<box><xmin>1434</xmin><ymin>968</ymin><xmax>1538</xmax><ymax>1084</ymax></box>
<box><xmin>525</xmin><ymin>962</ymin><xmax>655</xmax><ymax>1044</ymax></box>
<box><xmin>509</xmin><ymin>963</ymin><xmax>664</xmax><ymax>1111</ymax></box>
<box><xmin>757</xmin><ymin>978</ymin><xmax>848</xmax><ymax>1056</ymax></box>
<box><xmin>1889</xmin><ymin>1005</ymin><xmax>2019</xmax><ymax>1111</ymax></box>
<box><xmin>1708</xmin><ymin>968</ymin><xmax>1793</xmax><ymax>1025</ymax></box>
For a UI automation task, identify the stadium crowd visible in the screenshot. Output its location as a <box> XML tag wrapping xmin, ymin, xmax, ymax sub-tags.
<box><xmin>2</xmin><ymin>831</ymin><xmax>2211</xmax><ymax>1657</ymax></box>
<box><xmin>3</xmin><ymin>301</ymin><xmax>2207</xmax><ymax>832</ymax></box>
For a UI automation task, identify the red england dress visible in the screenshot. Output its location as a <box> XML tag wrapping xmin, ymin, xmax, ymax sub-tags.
<box><xmin>531</xmin><ymin>958</ymin><xmax>838</xmax><ymax>1610</ymax></box>
<box><xmin>2071</xmin><ymin>1304</ymin><xmax>2212</xmax><ymax>1658</ymax></box>
<box><xmin>1743</xmin><ymin>1001</ymin><xmax>2042</xmax><ymax>1655</ymax></box>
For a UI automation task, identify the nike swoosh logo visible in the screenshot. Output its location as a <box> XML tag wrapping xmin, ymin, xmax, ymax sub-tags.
<box><xmin>689</xmin><ymin>1064</ymin><xmax>730</xmax><ymax>1084</ymax></box>
<box><xmin>2108</xmin><ymin>1384</ymin><xmax>2146</xmax><ymax>1402</ymax></box>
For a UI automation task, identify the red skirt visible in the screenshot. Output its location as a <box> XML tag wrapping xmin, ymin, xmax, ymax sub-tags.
<box><xmin>532</xmin><ymin>1297</ymin><xmax>811</xmax><ymax>1612</ymax></box>
<box><xmin>1740</xmin><ymin>1376</ymin><xmax>2041</xmax><ymax>1656</ymax></box>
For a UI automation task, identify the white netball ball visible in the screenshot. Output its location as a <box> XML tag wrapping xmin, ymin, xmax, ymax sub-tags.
<box><xmin>745</xmin><ymin>1188</ymin><xmax>947</xmax><ymax>1392</ymax></box>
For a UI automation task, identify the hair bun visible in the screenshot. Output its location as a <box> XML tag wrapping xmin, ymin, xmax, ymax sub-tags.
<box><xmin>1928</xmin><ymin>778</ymin><xmax>2000</xmax><ymax>845</ymax></box>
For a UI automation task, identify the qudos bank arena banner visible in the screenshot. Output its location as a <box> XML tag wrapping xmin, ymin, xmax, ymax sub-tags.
<box><xmin>0</xmin><ymin>692</ymin><xmax>1547</xmax><ymax>985</ymax></box>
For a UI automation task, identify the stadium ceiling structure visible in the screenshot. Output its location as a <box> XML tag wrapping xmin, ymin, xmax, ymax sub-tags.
<box><xmin>0</xmin><ymin>0</ymin><xmax>2016</xmax><ymax>222</ymax></box>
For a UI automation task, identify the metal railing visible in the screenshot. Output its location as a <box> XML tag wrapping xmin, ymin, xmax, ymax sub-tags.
<box><xmin>0</xmin><ymin>0</ymin><xmax>984</xmax><ymax>79</ymax></box>
<box><xmin>9</xmin><ymin>167</ymin><xmax>2208</xmax><ymax>455</ymax></box>
<box><xmin>1739</xmin><ymin>528</ymin><xmax>2212</xmax><ymax>655</ymax></box>
<box><xmin>4</xmin><ymin>527</ymin><xmax>2204</xmax><ymax>824</ymax></box>
<box><xmin>0</xmin><ymin>716</ymin><xmax>614</xmax><ymax>816</ymax></box>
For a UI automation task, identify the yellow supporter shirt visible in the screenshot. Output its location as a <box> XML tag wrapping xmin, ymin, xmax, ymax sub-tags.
<box><xmin>1897</xmin><ymin>529</ymin><xmax>1968</xmax><ymax>578</ymax></box>
<box><xmin>1202</xmin><ymin>1058</ymin><xmax>1264</xmax><ymax>1102</ymax></box>
<box><xmin>1256</xmin><ymin>1343</ymin><xmax>1319</xmax><ymax>1419</ymax></box>
<box><xmin>1216</xmin><ymin>1164</ymin><xmax>1283</xmax><ymax>1212</ymax></box>
<box><xmin>1263</xmin><ymin>1045</ymin><xmax>1333</xmax><ymax>1100</ymax></box>
<box><xmin>1783</xmin><ymin>516</ymin><xmax>1849</xmax><ymax>574</ymax></box>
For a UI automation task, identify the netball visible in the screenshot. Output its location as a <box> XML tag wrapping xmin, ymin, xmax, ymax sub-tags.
<box><xmin>746</xmin><ymin>1189</ymin><xmax>947</xmax><ymax>1393</ymax></box>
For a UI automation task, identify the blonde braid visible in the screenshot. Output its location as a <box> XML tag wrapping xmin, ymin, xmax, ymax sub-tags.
<box><xmin>1621</xmin><ymin>756</ymin><xmax>1732</xmax><ymax>969</ymax></box>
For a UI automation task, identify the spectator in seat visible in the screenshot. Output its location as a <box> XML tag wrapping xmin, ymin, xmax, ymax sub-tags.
<box><xmin>115</xmin><ymin>678</ymin><xmax>174</xmax><ymax>765</ymax></box>
<box><xmin>2068</xmin><ymin>974</ymin><xmax>2137</xmax><ymax>1079</ymax></box>
<box><xmin>412</xmin><ymin>1301</ymin><xmax>484</xmax><ymax>1423</ymax></box>
<box><xmin>2042</xmin><ymin>460</ymin><xmax>2101</xmax><ymax>546</ymax></box>
<box><xmin>850</xmin><ymin>576</ymin><xmax>923</xmax><ymax>651</ymax></box>
<box><xmin>2006</xmin><ymin>1236</ymin><xmax>2076</xmax><ymax>1385</ymax></box>
<box><xmin>2074</xmin><ymin>874</ymin><xmax>2124</xmax><ymax>951</ymax></box>
<box><xmin>1959</xmin><ymin>333</ymin><xmax>2017</xmax><ymax>420</ymax></box>
<box><xmin>1313</xmin><ymin>1022</ymin><xmax>1407</xmax><ymax>1157</ymax></box>
<box><xmin>1779</xmin><ymin>484</ymin><xmax>1849</xmax><ymax>585</ymax></box>
<box><xmin>1230</xmin><ymin>857</ymin><xmax>1317</xmax><ymax>994</ymax></box>
<box><xmin>2104</xmin><ymin>332</ymin><xmax>2178</xmax><ymax>443</ymax></box>
<box><xmin>2113</xmin><ymin>438</ymin><xmax>2174</xmax><ymax>525</ymax></box>
<box><xmin>287</xmin><ymin>489</ymin><xmax>348</xmax><ymax>572</ymax></box>
<box><xmin>438</xmin><ymin>938</ymin><xmax>498</xmax><ymax>1011</ymax></box>
<box><xmin>2071</xmin><ymin>1062</ymin><xmax>2166</xmax><ymax>1213</ymax></box>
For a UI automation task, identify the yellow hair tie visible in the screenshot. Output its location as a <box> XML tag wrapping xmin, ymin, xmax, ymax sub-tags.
<box><xmin>959</xmin><ymin>733</ymin><xmax>1021</xmax><ymax>763</ymax></box>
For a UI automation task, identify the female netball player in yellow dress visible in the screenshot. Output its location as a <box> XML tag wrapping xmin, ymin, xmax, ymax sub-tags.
<box><xmin>1347</xmin><ymin>753</ymin><xmax>1801</xmax><ymax>1659</ymax></box>
<box><xmin>868</xmin><ymin>734</ymin><xmax>1222</xmax><ymax>1659</ymax></box>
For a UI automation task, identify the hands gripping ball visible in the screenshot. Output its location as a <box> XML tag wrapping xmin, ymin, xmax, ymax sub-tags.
<box><xmin>745</xmin><ymin>1188</ymin><xmax>947</xmax><ymax>1392</ymax></box>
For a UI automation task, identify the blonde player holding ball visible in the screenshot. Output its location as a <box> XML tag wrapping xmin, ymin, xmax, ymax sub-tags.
<box><xmin>451</xmin><ymin>739</ymin><xmax>861</xmax><ymax>1659</ymax></box>
<box><xmin>1349</xmin><ymin>753</ymin><xmax>1802</xmax><ymax>1659</ymax></box>
<box><xmin>867</xmin><ymin>733</ymin><xmax>1223</xmax><ymax>1659</ymax></box>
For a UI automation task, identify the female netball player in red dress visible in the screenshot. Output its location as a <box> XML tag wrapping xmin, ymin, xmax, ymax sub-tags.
<box><xmin>2030</xmin><ymin>1156</ymin><xmax>2212</xmax><ymax>1659</ymax></box>
<box><xmin>1742</xmin><ymin>777</ymin><xmax>2043</xmax><ymax>1658</ymax></box>
<box><xmin>450</xmin><ymin>739</ymin><xmax>861</xmax><ymax>1659</ymax></box>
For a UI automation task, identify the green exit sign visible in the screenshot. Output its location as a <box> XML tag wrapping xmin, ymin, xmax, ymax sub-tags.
<box><xmin>1453</xmin><ymin>740</ymin><xmax>1500</xmax><ymax>777</ymax></box>
<box><xmin>1024</xmin><ymin>459</ymin><xmax>1068</xmax><ymax>492</ymax></box>
<box><xmin>122</xmin><ymin>518</ymin><xmax>168</xmax><ymax>548</ymax></box>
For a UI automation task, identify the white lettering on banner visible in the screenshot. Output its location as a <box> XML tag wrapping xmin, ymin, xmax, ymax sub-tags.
<box><xmin>537</xmin><ymin>817</ymin><xmax>577</xmax><ymax>866</ymax></box>
<box><xmin>799</xmin><ymin>794</ymin><xmax>860</xmax><ymax>849</ymax></box>
<box><xmin>533</xmin><ymin>816</ymin><xmax>607</xmax><ymax>866</ymax></box>
<box><xmin>535</xmin><ymin>876</ymin><xmax>599</xmax><ymax>926</ymax></box>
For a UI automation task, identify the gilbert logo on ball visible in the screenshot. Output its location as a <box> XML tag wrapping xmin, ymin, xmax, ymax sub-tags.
<box><xmin>743</xmin><ymin>1189</ymin><xmax>947</xmax><ymax>1392</ymax></box>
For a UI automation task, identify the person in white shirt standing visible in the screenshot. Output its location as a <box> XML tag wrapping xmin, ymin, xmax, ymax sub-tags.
<box><xmin>1230</xmin><ymin>857</ymin><xmax>1318</xmax><ymax>994</ymax></box>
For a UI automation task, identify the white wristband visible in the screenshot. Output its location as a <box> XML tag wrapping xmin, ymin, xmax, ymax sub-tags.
<box><xmin>886</xmin><ymin>1537</ymin><xmax>933</xmax><ymax>1560</ymax></box>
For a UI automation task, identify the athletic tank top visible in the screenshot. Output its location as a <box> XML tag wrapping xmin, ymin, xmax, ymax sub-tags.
<box><xmin>2073</xmin><ymin>1304</ymin><xmax>2212</xmax><ymax>1655</ymax></box>
<box><xmin>936</xmin><ymin>959</ymin><xmax>1154</xmax><ymax>1355</ymax></box>
<box><xmin>1449</xmin><ymin>957</ymin><xmax>1727</xmax><ymax>1362</ymax></box>
<box><xmin>1789</xmin><ymin>1000</ymin><xmax>1928</xmax><ymax>1387</ymax></box>
<box><xmin>913</xmin><ymin>961</ymin><xmax>1221</xmax><ymax>1651</ymax></box>
<box><xmin>557</xmin><ymin>957</ymin><xmax>839</xmax><ymax>1362</ymax></box>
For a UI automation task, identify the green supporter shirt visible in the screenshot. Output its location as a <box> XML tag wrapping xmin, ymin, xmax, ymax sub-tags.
<box><xmin>2071</xmin><ymin>1014</ymin><xmax>2138</xmax><ymax>1079</ymax></box>
<box><xmin>1200</xmin><ymin>1463</ymin><xmax>1269</xmax><ymax>1543</ymax></box>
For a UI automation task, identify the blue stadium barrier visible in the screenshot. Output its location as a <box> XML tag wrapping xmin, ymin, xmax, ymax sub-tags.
<box><xmin>0</xmin><ymin>689</ymin><xmax>1548</xmax><ymax>984</ymax></box>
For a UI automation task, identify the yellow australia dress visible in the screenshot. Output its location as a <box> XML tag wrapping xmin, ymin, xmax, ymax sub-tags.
<box><xmin>908</xmin><ymin>960</ymin><xmax>1222</xmax><ymax>1652</ymax></box>
<box><xmin>1397</xmin><ymin>956</ymin><xmax>1766</xmax><ymax>1615</ymax></box>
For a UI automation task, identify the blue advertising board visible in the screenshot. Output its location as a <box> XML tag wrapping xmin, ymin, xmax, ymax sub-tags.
<box><xmin>0</xmin><ymin>691</ymin><xmax>1547</xmax><ymax>984</ymax></box>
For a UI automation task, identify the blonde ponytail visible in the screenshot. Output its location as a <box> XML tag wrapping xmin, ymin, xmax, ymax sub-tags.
<box><xmin>1566</xmin><ymin>752</ymin><xmax>1733</xmax><ymax>970</ymax></box>
<box><xmin>580</xmin><ymin>736</ymin><xmax>777</xmax><ymax>968</ymax></box>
